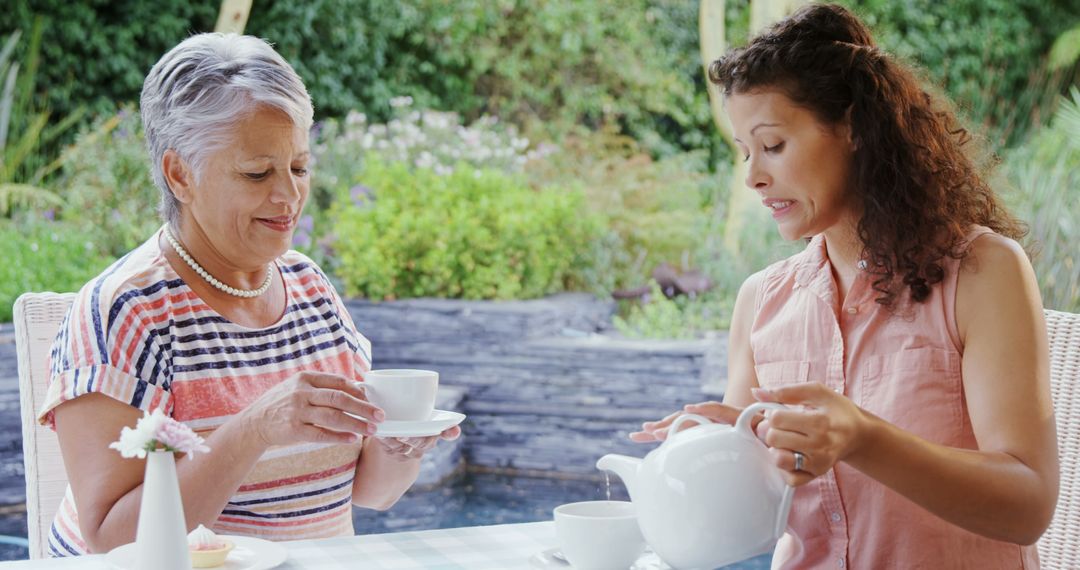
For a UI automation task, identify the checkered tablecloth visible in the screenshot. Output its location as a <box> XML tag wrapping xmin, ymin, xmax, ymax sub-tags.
<box><xmin>0</xmin><ymin>522</ymin><xmax>558</xmax><ymax>569</ymax></box>
<box><xmin>278</xmin><ymin>522</ymin><xmax>556</xmax><ymax>569</ymax></box>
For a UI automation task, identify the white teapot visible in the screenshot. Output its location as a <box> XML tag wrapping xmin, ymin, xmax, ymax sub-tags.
<box><xmin>596</xmin><ymin>403</ymin><xmax>794</xmax><ymax>570</ymax></box>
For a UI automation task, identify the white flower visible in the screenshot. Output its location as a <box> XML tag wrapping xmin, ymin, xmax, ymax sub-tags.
<box><xmin>109</xmin><ymin>409</ymin><xmax>210</xmax><ymax>459</ymax></box>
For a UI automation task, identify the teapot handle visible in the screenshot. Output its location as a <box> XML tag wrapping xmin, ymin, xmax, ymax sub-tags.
<box><xmin>666</xmin><ymin>413</ymin><xmax>713</xmax><ymax>440</ymax></box>
<box><xmin>734</xmin><ymin>402</ymin><xmax>786</xmax><ymax>438</ymax></box>
<box><xmin>735</xmin><ymin>402</ymin><xmax>796</xmax><ymax>539</ymax></box>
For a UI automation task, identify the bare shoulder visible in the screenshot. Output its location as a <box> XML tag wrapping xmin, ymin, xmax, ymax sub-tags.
<box><xmin>731</xmin><ymin>269</ymin><xmax>767</xmax><ymax>328</ymax></box>
<box><xmin>736</xmin><ymin>269</ymin><xmax>768</xmax><ymax>305</ymax></box>
<box><xmin>961</xmin><ymin>233</ymin><xmax>1030</xmax><ymax>275</ymax></box>
<box><xmin>956</xmin><ymin>232</ymin><xmax>1043</xmax><ymax>341</ymax></box>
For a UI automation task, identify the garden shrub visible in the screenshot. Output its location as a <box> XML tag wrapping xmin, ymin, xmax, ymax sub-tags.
<box><xmin>5</xmin><ymin>1</ymin><xmax>722</xmax><ymax>161</ymax></box>
<box><xmin>841</xmin><ymin>0</ymin><xmax>1080</xmax><ymax>146</ymax></box>
<box><xmin>331</xmin><ymin>160</ymin><xmax>602</xmax><ymax>301</ymax></box>
<box><xmin>524</xmin><ymin>127</ymin><xmax>717</xmax><ymax>293</ymax></box>
<box><xmin>55</xmin><ymin>108</ymin><xmax>161</xmax><ymax>257</ymax></box>
<box><xmin>0</xmin><ymin>220</ymin><xmax>111</xmax><ymax>322</ymax></box>
<box><xmin>3</xmin><ymin>1</ymin><xmax>218</xmax><ymax>125</ymax></box>
<box><xmin>303</xmin><ymin>102</ymin><xmax>550</xmax><ymax>273</ymax></box>
<box><xmin>997</xmin><ymin>88</ymin><xmax>1080</xmax><ymax>312</ymax></box>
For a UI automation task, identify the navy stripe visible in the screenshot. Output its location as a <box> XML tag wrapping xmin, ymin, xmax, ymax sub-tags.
<box><xmin>85</xmin><ymin>364</ymin><xmax>96</xmax><ymax>393</ymax></box>
<box><xmin>173</xmin><ymin>307</ymin><xmax>336</xmax><ymax>343</ymax></box>
<box><xmin>90</xmin><ymin>250</ymin><xmax>136</xmax><ymax>363</ymax></box>
<box><xmin>230</xmin><ymin>478</ymin><xmax>352</xmax><ymax>507</ymax></box>
<box><xmin>173</xmin><ymin>337</ymin><xmax>348</xmax><ymax>373</ymax></box>
<box><xmin>104</xmin><ymin>278</ymin><xmax>182</xmax><ymax>338</ymax></box>
<box><xmin>281</xmin><ymin>261</ymin><xmax>312</xmax><ymax>274</ymax></box>
<box><xmin>133</xmin><ymin>331</ymin><xmax>160</xmax><ymax>386</ymax></box>
<box><xmin>50</xmin><ymin>526</ymin><xmax>80</xmax><ymax>556</ymax></box>
<box><xmin>173</xmin><ymin>321</ymin><xmax>341</xmax><ymax>358</ymax></box>
<box><xmin>131</xmin><ymin>379</ymin><xmax>148</xmax><ymax>408</ymax></box>
<box><xmin>221</xmin><ymin>496</ymin><xmax>351</xmax><ymax>519</ymax></box>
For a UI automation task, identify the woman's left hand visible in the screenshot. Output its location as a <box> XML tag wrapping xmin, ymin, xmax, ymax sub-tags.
<box><xmin>375</xmin><ymin>425</ymin><xmax>462</xmax><ymax>461</ymax></box>
<box><xmin>752</xmin><ymin>383</ymin><xmax>869</xmax><ymax>487</ymax></box>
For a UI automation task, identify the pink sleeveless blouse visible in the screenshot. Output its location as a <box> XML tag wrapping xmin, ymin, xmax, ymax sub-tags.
<box><xmin>750</xmin><ymin>228</ymin><xmax>1038</xmax><ymax>569</ymax></box>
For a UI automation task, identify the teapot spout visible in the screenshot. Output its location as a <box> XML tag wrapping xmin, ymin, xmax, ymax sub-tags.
<box><xmin>596</xmin><ymin>454</ymin><xmax>642</xmax><ymax>497</ymax></box>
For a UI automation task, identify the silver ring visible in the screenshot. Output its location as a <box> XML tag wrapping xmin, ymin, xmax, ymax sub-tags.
<box><xmin>793</xmin><ymin>451</ymin><xmax>805</xmax><ymax>472</ymax></box>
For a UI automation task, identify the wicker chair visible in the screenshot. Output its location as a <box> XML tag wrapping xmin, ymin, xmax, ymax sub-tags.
<box><xmin>13</xmin><ymin>292</ymin><xmax>75</xmax><ymax>559</ymax></box>
<box><xmin>1038</xmin><ymin>309</ymin><xmax>1080</xmax><ymax>569</ymax></box>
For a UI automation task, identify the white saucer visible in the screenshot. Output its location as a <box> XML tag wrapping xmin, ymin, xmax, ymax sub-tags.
<box><xmin>106</xmin><ymin>535</ymin><xmax>288</xmax><ymax>570</ymax></box>
<box><xmin>374</xmin><ymin>409</ymin><xmax>466</xmax><ymax>438</ymax></box>
<box><xmin>529</xmin><ymin>547</ymin><xmax>671</xmax><ymax>569</ymax></box>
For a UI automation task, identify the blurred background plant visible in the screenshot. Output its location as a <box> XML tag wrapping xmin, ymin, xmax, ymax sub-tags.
<box><xmin>0</xmin><ymin>23</ymin><xmax>83</xmax><ymax>215</ymax></box>
<box><xmin>331</xmin><ymin>159</ymin><xmax>602</xmax><ymax>301</ymax></box>
<box><xmin>0</xmin><ymin>219</ymin><xmax>110</xmax><ymax>322</ymax></box>
<box><xmin>1</xmin><ymin>0</ymin><xmax>1077</xmax><ymax>333</ymax></box>
<box><xmin>997</xmin><ymin>88</ymin><xmax>1080</xmax><ymax>312</ymax></box>
<box><xmin>54</xmin><ymin>107</ymin><xmax>159</xmax><ymax>257</ymax></box>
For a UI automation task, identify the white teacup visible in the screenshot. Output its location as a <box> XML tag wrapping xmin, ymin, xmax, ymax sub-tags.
<box><xmin>554</xmin><ymin>500</ymin><xmax>645</xmax><ymax>570</ymax></box>
<box><xmin>362</xmin><ymin>369</ymin><xmax>438</xmax><ymax>421</ymax></box>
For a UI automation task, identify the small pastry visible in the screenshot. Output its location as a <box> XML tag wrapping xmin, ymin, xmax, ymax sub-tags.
<box><xmin>187</xmin><ymin>524</ymin><xmax>234</xmax><ymax>568</ymax></box>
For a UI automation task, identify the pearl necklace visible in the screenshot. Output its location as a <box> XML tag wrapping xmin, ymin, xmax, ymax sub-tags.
<box><xmin>164</xmin><ymin>228</ymin><xmax>274</xmax><ymax>298</ymax></box>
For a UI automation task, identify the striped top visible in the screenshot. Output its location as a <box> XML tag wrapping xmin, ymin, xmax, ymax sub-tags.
<box><xmin>37</xmin><ymin>228</ymin><xmax>372</xmax><ymax>557</ymax></box>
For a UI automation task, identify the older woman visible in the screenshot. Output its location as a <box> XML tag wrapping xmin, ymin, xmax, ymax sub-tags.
<box><xmin>633</xmin><ymin>4</ymin><xmax>1057</xmax><ymax>569</ymax></box>
<box><xmin>37</xmin><ymin>33</ymin><xmax>458</xmax><ymax>557</ymax></box>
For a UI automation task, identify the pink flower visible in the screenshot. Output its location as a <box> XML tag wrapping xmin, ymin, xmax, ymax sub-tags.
<box><xmin>110</xmin><ymin>409</ymin><xmax>210</xmax><ymax>459</ymax></box>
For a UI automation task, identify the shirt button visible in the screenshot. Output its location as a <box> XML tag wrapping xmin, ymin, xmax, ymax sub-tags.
<box><xmin>845</xmin><ymin>306</ymin><xmax>858</xmax><ymax>315</ymax></box>
<box><xmin>831</xmin><ymin>512</ymin><xmax>842</xmax><ymax>522</ymax></box>
<box><xmin>838</xmin><ymin>559</ymin><xmax>846</xmax><ymax>568</ymax></box>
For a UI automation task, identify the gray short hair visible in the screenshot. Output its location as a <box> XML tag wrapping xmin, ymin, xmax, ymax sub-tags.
<box><xmin>140</xmin><ymin>33</ymin><xmax>314</xmax><ymax>227</ymax></box>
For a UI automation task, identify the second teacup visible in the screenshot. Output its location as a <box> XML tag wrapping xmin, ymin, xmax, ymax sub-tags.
<box><xmin>362</xmin><ymin>369</ymin><xmax>438</xmax><ymax>421</ymax></box>
<box><xmin>554</xmin><ymin>500</ymin><xmax>645</xmax><ymax>570</ymax></box>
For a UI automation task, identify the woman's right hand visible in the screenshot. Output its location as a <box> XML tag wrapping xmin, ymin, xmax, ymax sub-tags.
<box><xmin>629</xmin><ymin>401</ymin><xmax>747</xmax><ymax>443</ymax></box>
<box><xmin>240</xmin><ymin>371</ymin><xmax>385</xmax><ymax>447</ymax></box>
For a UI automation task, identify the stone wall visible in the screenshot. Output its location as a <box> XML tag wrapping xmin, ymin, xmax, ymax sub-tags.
<box><xmin>348</xmin><ymin>293</ymin><xmax>728</xmax><ymax>479</ymax></box>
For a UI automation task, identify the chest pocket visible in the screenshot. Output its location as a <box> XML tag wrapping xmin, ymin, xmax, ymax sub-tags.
<box><xmin>859</xmin><ymin>347</ymin><xmax>963</xmax><ymax>444</ymax></box>
<box><xmin>755</xmin><ymin>360</ymin><xmax>810</xmax><ymax>389</ymax></box>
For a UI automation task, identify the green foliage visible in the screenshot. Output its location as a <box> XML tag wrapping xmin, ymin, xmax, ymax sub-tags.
<box><xmin>0</xmin><ymin>219</ymin><xmax>111</xmax><ymax>322</ymax></box>
<box><xmin>2</xmin><ymin>1</ymin><xmax>217</xmax><ymax>126</ymax></box>
<box><xmin>841</xmin><ymin>0</ymin><xmax>1080</xmax><ymax>146</ymax></box>
<box><xmin>998</xmin><ymin>88</ymin><xmax>1080</xmax><ymax>312</ymax></box>
<box><xmin>303</xmin><ymin>102</ymin><xmax>548</xmax><ymax>275</ymax></box>
<box><xmin>5</xmin><ymin>1</ymin><xmax>727</xmax><ymax>163</ymax></box>
<box><xmin>613</xmin><ymin>283</ymin><xmax>734</xmax><ymax>339</ymax></box>
<box><xmin>252</xmin><ymin>0</ymin><xmax>723</xmax><ymax>160</ymax></box>
<box><xmin>54</xmin><ymin>108</ymin><xmax>160</xmax><ymax>257</ymax></box>
<box><xmin>524</xmin><ymin>127</ymin><xmax>717</xmax><ymax>293</ymax></box>
<box><xmin>0</xmin><ymin>23</ymin><xmax>84</xmax><ymax>214</ymax></box>
<box><xmin>1050</xmin><ymin>23</ymin><xmax>1080</xmax><ymax>71</ymax></box>
<box><xmin>331</xmin><ymin>159</ymin><xmax>602</xmax><ymax>301</ymax></box>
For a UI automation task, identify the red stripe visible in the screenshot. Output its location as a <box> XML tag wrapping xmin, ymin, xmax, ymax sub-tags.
<box><xmin>170</xmin><ymin>353</ymin><xmax>357</xmax><ymax>421</ymax></box>
<box><xmin>238</xmin><ymin>462</ymin><xmax>356</xmax><ymax>493</ymax></box>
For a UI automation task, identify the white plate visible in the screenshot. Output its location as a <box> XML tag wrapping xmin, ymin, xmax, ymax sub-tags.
<box><xmin>529</xmin><ymin>547</ymin><xmax>672</xmax><ymax>569</ymax></box>
<box><xmin>374</xmin><ymin>409</ymin><xmax>466</xmax><ymax>438</ymax></box>
<box><xmin>106</xmin><ymin>535</ymin><xmax>288</xmax><ymax>570</ymax></box>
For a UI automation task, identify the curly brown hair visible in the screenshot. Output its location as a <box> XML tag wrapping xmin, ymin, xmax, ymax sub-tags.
<box><xmin>708</xmin><ymin>3</ymin><xmax>1026</xmax><ymax>307</ymax></box>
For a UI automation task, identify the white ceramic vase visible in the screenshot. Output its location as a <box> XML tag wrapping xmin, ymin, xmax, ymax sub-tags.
<box><xmin>134</xmin><ymin>450</ymin><xmax>191</xmax><ymax>570</ymax></box>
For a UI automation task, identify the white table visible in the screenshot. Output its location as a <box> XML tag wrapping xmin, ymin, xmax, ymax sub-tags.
<box><xmin>0</xmin><ymin>522</ymin><xmax>559</xmax><ymax>569</ymax></box>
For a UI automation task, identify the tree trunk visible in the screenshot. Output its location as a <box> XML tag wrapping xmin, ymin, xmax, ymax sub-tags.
<box><xmin>214</xmin><ymin>0</ymin><xmax>253</xmax><ymax>35</ymax></box>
